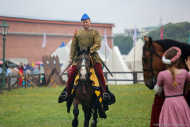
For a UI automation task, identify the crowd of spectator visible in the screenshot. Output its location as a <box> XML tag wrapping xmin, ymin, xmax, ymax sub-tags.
<box><xmin>0</xmin><ymin>61</ymin><xmax>41</xmax><ymax>86</ymax></box>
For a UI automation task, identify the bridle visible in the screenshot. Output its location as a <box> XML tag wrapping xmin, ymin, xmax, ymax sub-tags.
<box><xmin>142</xmin><ymin>41</ymin><xmax>162</xmax><ymax>86</ymax></box>
<box><xmin>76</xmin><ymin>54</ymin><xmax>91</xmax><ymax>80</ymax></box>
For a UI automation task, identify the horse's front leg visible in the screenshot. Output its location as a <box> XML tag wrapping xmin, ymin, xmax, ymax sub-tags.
<box><xmin>91</xmin><ymin>99</ymin><xmax>98</xmax><ymax>127</ymax></box>
<box><xmin>84</xmin><ymin>96</ymin><xmax>96</xmax><ymax>127</ymax></box>
<box><xmin>72</xmin><ymin>98</ymin><xmax>79</xmax><ymax>127</ymax></box>
<box><xmin>84</xmin><ymin>104</ymin><xmax>93</xmax><ymax>127</ymax></box>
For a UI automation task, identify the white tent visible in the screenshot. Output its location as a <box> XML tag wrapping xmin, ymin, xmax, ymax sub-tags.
<box><xmin>51</xmin><ymin>42</ymin><xmax>70</xmax><ymax>65</ymax></box>
<box><xmin>50</xmin><ymin>42</ymin><xmax>70</xmax><ymax>82</ymax></box>
<box><xmin>5</xmin><ymin>58</ymin><xmax>29</xmax><ymax>65</ymax></box>
<box><xmin>104</xmin><ymin>46</ymin><xmax>133</xmax><ymax>85</ymax></box>
<box><xmin>97</xmin><ymin>40</ymin><xmax>111</xmax><ymax>60</ymax></box>
<box><xmin>126</xmin><ymin>39</ymin><xmax>144</xmax><ymax>80</ymax></box>
<box><xmin>97</xmin><ymin>52</ymin><xmax>106</xmax><ymax>62</ymax></box>
<box><xmin>60</xmin><ymin>54</ymin><xmax>70</xmax><ymax>82</ymax></box>
<box><xmin>66</xmin><ymin>39</ymin><xmax>72</xmax><ymax>49</ymax></box>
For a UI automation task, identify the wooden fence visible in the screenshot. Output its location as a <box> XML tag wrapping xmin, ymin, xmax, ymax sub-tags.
<box><xmin>0</xmin><ymin>74</ymin><xmax>43</xmax><ymax>92</ymax></box>
<box><xmin>0</xmin><ymin>71</ymin><xmax>144</xmax><ymax>93</ymax></box>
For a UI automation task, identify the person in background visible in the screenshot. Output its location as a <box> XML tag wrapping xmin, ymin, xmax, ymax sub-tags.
<box><xmin>0</xmin><ymin>61</ymin><xmax>7</xmax><ymax>74</ymax></box>
<box><xmin>32</xmin><ymin>62</ymin><xmax>35</xmax><ymax>68</ymax></box>
<box><xmin>37</xmin><ymin>64</ymin><xmax>40</xmax><ymax>70</ymax></box>
<box><xmin>28</xmin><ymin>63</ymin><xmax>34</xmax><ymax>72</ymax></box>
<box><xmin>6</xmin><ymin>65</ymin><xmax>13</xmax><ymax>75</ymax></box>
<box><xmin>154</xmin><ymin>47</ymin><xmax>190</xmax><ymax>126</ymax></box>
<box><xmin>0</xmin><ymin>63</ymin><xmax>2</xmax><ymax>75</ymax></box>
<box><xmin>6</xmin><ymin>65</ymin><xmax>13</xmax><ymax>86</ymax></box>
<box><xmin>33</xmin><ymin>65</ymin><xmax>40</xmax><ymax>76</ymax></box>
<box><xmin>18</xmin><ymin>62</ymin><xmax>24</xmax><ymax>85</ymax></box>
<box><xmin>24</xmin><ymin>63</ymin><xmax>34</xmax><ymax>72</ymax></box>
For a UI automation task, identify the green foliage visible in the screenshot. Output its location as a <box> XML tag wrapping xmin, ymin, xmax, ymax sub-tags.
<box><xmin>0</xmin><ymin>84</ymin><xmax>155</xmax><ymax>127</ymax></box>
<box><xmin>147</xmin><ymin>22</ymin><xmax>190</xmax><ymax>43</ymax></box>
<box><xmin>113</xmin><ymin>35</ymin><xmax>133</xmax><ymax>54</ymax></box>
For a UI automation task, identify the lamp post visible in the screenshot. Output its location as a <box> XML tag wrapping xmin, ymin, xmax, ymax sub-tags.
<box><xmin>0</xmin><ymin>19</ymin><xmax>9</xmax><ymax>87</ymax></box>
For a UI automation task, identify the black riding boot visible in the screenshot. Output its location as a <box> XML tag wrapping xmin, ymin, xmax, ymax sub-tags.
<box><xmin>106</xmin><ymin>85</ymin><xmax>116</xmax><ymax>105</ymax></box>
<box><xmin>58</xmin><ymin>87</ymin><xmax>68</xmax><ymax>103</ymax></box>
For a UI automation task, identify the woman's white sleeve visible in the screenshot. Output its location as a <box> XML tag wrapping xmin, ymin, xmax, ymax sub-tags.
<box><xmin>154</xmin><ymin>84</ymin><xmax>162</xmax><ymax>94</ymax></box>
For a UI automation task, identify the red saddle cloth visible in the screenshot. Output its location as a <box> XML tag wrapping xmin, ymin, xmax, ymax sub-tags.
<box><xmin>150</xmin><ymin>91</ymin><xmax>165</xmax><ymax>127</ymax></box>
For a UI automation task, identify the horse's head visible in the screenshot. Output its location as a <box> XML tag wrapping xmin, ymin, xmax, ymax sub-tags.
<box><xmin>142</xmin><ymin>36</ymin><xmax>165</xmax><ymax>90</ymax></box>
<box><xmin>75</xmin><ymin>47</ymin><xmax>91</xmax><ymax>80</ymax></box>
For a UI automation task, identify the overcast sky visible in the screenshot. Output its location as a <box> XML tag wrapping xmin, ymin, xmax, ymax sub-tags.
<box><xmin>0</xmin><ymin>0</ymin><xmax>190</xmax><ymax>34</ymax></box>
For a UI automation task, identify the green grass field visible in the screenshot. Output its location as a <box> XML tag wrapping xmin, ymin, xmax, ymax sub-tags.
<box><xmin>0</xmin><ymin>83</ymin><xmax>156</xmax><ymax>127</ymax></box>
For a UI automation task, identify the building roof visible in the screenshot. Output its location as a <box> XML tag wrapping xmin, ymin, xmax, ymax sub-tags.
<box><xmin>0</xmin><ymin>15</ymin><xmax>115</xmax><ymax>27</ymax></box>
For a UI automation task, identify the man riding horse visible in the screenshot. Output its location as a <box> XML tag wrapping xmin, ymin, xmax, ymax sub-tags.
<box><xmin>60</xmin><ymin>13</ymin><xmax>112</xmax><ymax>101</ymax></box>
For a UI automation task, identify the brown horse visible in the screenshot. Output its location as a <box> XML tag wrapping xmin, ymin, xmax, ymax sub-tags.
<box><xmin>142</xmin><ymin>36</ymin><xmax>190</xmax><ymax>127</ymax></box>
<box><xmin>71</xmin><ymin>47</ymin><xmax>106</xmax><ymax>127</ymax></box>
<box><xmin>142</xmin><ymin>36</ymin><xmax>189</xmax><ymax>90</ymax></box>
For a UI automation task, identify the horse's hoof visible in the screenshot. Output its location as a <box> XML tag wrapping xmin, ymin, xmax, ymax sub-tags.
<box><xmin>90</xmin><ymin>119</ymin><xmax>97</xmax><ymax>127</ymax></box>
<box><xmin>72</xmin><ymin>119</ymin><xmax>79</xmax><ymax>127</ymax></box>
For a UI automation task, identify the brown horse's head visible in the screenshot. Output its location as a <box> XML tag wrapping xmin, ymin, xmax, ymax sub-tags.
<box><xmin>75</xmin><ymin>47</ymin><xmax>91</xmax><ymax>80</ymax></box>
<box><xmin>142</xmin><ymin>36</ymin><xmax>165</xmax><ymax>89</ymax></box>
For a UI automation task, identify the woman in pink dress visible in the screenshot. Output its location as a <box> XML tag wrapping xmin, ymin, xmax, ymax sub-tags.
<box><xmin>154</xmin><ymin>47</ymin><xmax>190</xmax><ymax>127</ymax></box>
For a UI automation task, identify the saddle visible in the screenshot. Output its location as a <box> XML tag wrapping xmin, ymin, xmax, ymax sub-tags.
<box><xmin>71</xmin><ymin>67</ymin><xmax>103</xmax><ymax>104</ymax></box>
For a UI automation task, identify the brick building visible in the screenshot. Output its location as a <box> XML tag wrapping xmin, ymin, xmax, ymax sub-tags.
<box><xmin>0</xmin><ymin>16</ymin><xmax>114</xmax><ymax>63</ymax></box>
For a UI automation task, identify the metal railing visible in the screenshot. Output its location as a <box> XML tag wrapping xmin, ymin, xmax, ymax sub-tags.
<box><xmin>104</xmin><ymin>71</ymin><xmax>144</xmax><ymax>84</ymax></box>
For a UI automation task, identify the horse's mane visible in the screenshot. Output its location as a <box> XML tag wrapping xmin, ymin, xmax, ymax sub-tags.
<box><xmin>76</xmin><ymin>49</ymin><xmax>93</xmax><ymax>67</ymax></box>
<box><xmin>77</xmin><ymin>50</ymin><xmax>89</xmax><ymax>56</ymax></box>
<box><xmin>154</xmin><ymin>39</ymin><xmax>190</xmax><ymax>60</ymax></box>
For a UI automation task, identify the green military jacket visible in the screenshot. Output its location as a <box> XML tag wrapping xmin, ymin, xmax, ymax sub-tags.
<box><xmin>70</xmin><ymin>28</ymin><xmax>102</xmax><ymax>65</ymax></box>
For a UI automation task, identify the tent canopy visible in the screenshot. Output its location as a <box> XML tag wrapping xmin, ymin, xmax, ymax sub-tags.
<box><xmin>97</xmin><ymin>40</ymin><xmax>111</xmax><ymax>60</ymax></box>
<box><xmin>5</xmin><ymin>58</ymin><xmax>29</xmax><ymax>65</ymax></box>
<box><xmin>66</xmin><ymin>39</ymin><xmax>72</xmax><ymax>49</ymax></box>
<box><xmin>104</xmin><ymin>46</ymin><xmax>133</xmax><ymax>85</ymax></box>
<box><xmin>51</xmin><ymin>42</ymin><xmax>70</xmax><ymax>65</ymax></box>
<box><xmin>125</xmin><ymin>39</ymin><xmax>144</xmax><ymax>80</ymax></box>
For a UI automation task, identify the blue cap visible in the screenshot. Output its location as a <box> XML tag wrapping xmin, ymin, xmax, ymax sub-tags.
<box><xmin>81</xmin><ymin>13</ymin><xmax>90</xmax><ymax>21</ymax></box>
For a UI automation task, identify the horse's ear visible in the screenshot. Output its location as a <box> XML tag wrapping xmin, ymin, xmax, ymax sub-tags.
<box><xmin>149</xmin><ymin>37</ymin><xmax>152</xmax><ymax>45</ymax></box>
<box><xmin>87</xmin><ymin>47</ymin><xmax>90</xmax><ymax>54</ymax></box>
<box><xmin>144</xmin><ymin>36</ymin><xmax>149</xmax><ymax>42</ymax></box>
<box><xmin>144</xmin><ymin>37</ymin><xmax>153</xmax><ymax>49</ymax></box>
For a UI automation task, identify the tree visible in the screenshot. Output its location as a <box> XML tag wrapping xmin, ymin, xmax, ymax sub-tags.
<box><xmin>113</xmin><ymin>35</ymin><xmax>133</xmax><ymax>54</ymax></box>
<box><xmin>147</xmin><ymin>22</ymin><xmax>190</xmax><ymax>43</ymax></box>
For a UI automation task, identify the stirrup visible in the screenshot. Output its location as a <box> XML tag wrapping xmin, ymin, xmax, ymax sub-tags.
<box><xmin>60</xmin><ymin>91</ymin><xmax>68</xmax><ymax>99</ymax></box>
<box><xmin>103</xmin><ymin>93</ymin><xmax>110</xmax><ymax>100</ymax></box>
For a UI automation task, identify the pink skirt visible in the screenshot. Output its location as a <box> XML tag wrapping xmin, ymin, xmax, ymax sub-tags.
<box><xmin>159</xmin><ymin>96</ymin><xmax>190</xmax><ymax>127</ymax></box>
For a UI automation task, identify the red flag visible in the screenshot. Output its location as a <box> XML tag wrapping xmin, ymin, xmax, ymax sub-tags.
<box><xmin>160</xmin><ymin>26</ymin><xmax>163</xmax><ymax>39</ymax></box>
<box><xmin>72</xmin><ymin>27</ymin><xmax>78</xmax><ymax>40</ymax></box>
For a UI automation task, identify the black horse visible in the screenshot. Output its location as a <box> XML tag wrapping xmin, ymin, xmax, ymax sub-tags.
<box><xmin>70</xmin><ymin>47</ymin><xmax>106</xmax><ymax>127</ymax></box>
